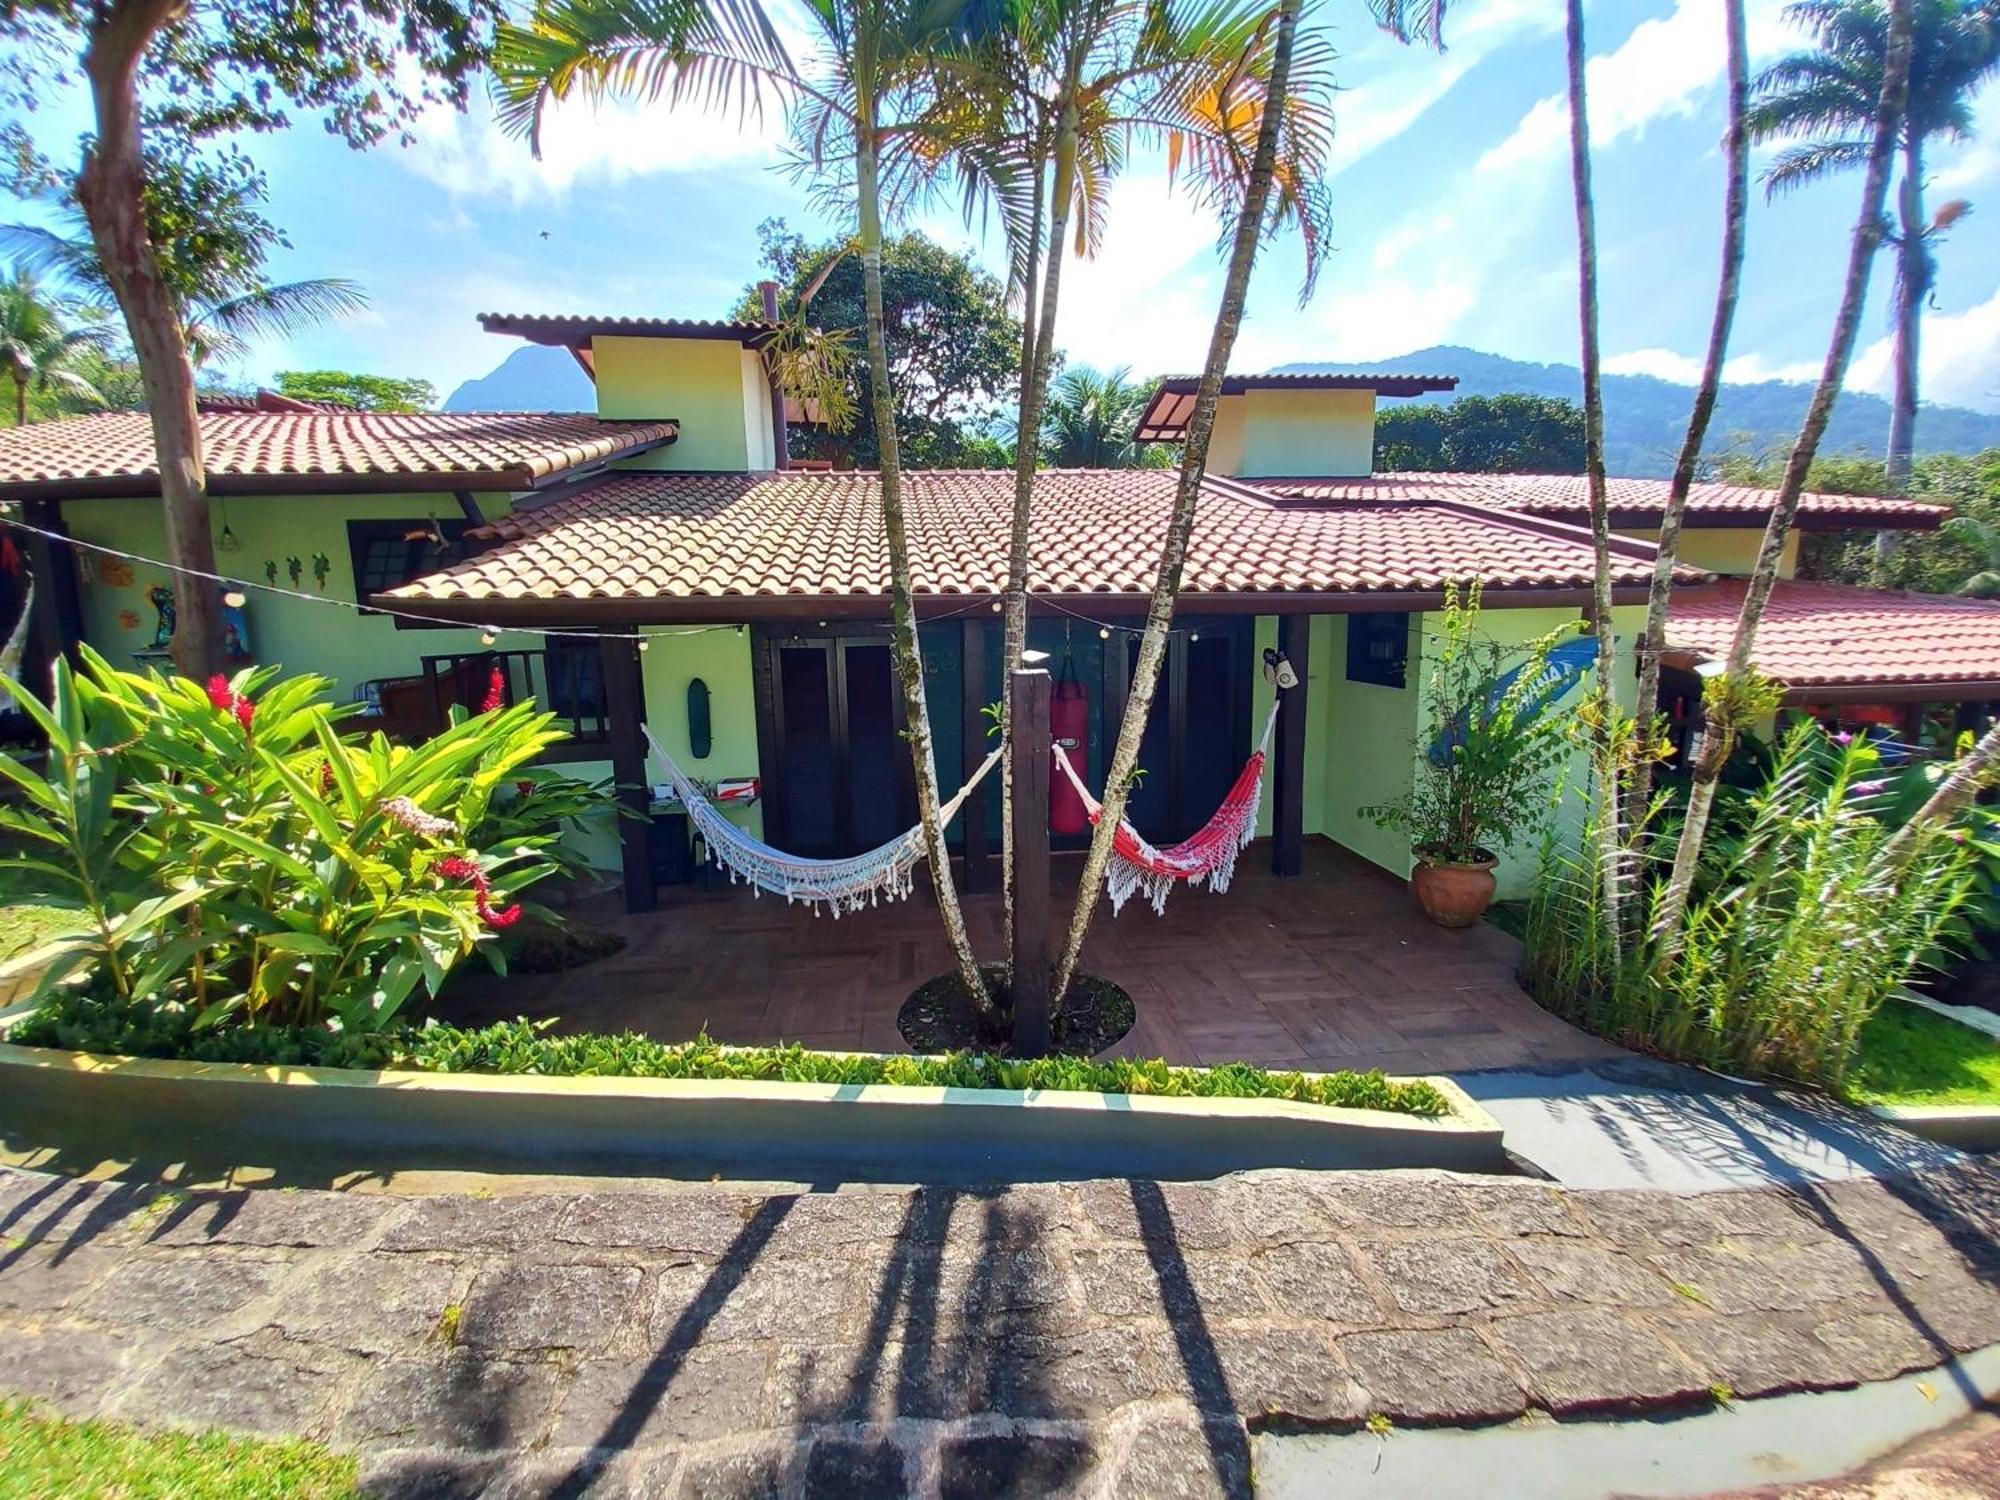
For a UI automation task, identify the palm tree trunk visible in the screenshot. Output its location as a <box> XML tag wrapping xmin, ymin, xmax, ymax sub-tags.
<box><xmin>12</xmin><ymin>378</ymin><xmax>23</xmax><ymax>428</ymax></box>
<box><xmin>1886</xmin><ymin>137</ymin><xmax>1925</xmax><ymax>491</ymax></box>
<box><xmin>1628</xmin><ymin>0</ymin><xmax>1750</xmax><ymax>845</ymax></box>
<box><xmin>76</xmin><ymin>0</ymin><xmax>225</xmax><ymax>682</ymax></box>
<box><xmin>1050</xmin><ymin>0</ymin><xmax>1300</xmax><ymax>1002</ymax></box>
<box><xmin>1000</xmin><ymin>144</ymin><xmax>1050</xmax><ymax>982</ymax></box>
<box><xmin>855</xmin><ymin>103</ymin><xmax>986</xmax><ymax>1005</ymax></box>
<box><xmin>1652</xmin><ymin>0</ymin><xmax>1915</xmax><ymax>957</ymax></box>
<box><xmin>1563</xmin><ymin>0</ymin><xmax>1627</xmax><ymax>945</ymax></box>
<box><xmin>1880</xmin><ymin>716</ymin><xmax>2000</xmax><ymax>868</ymax></box>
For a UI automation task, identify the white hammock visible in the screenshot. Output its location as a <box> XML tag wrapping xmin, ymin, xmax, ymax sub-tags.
<box><xmin>644</xmin><ymin>724</ymin><xmax>1002</xmax><ymax>917</ymax></box>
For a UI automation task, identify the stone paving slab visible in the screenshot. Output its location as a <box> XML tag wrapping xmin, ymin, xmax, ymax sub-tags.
<box><xmin>0</xmin><ymin>1159</ymin><xmax>1995</xmax><ymax>1498</ymax></box>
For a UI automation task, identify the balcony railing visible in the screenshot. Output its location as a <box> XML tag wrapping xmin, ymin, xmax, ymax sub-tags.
<box><xmin>364</xmin><ymin>647</ymin><xmax>611</xmax><ymax>761</ymax></box>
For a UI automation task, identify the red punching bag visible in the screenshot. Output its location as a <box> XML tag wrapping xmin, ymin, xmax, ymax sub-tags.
<box><xmin>1049</xmin><ymin>651</ymin><xmax>1090</xmax><ymax>835</ymax></box>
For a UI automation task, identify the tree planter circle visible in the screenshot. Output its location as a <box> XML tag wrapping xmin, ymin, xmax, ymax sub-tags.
<box><xmin>899</xmin><ymin>963</ymin><xmax>1135</xmax><ymax>1057</ymax></box>
<box><xmin>1410</xmin><ymin>849</ymin><xmax>1499</xmax><ymax>928</ymax></box>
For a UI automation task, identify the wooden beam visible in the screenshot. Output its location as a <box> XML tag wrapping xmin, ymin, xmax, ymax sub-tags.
<box><xmin>453</xmin><ymin>489</ymin><xmax>486</xmax><ymax>526</ymax></box>
<box><xmin>599</xmin><ymin>634</ymin><xmax>657</xmax><ymax>914</ymax></box>
<box><xmin>759</xmin><ymin>281</ymin><xmax>791</xmax><ymax>471</ymax></box>
<box><xmin>1272</xmin><ymin>614</ymin><xmax>1310</xmax><ymax>878</ymax></box>
<box><xmin>1009</xmin><ymin>667</ymin><xmax>1053</xmax><ymax>1057</ymax></box>
<box><xmin>960</xmin><ymin>617</ymin><xmax>990</xmax><ymax>891</ymax></box>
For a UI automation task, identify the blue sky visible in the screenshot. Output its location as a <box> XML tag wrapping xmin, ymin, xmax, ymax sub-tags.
<box><xmin>10</xmin><ymin>0</ymin><xmax>2000</xmax><ymax>412</ymax></box>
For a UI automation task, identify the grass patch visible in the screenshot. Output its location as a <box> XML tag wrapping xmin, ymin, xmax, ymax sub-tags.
<box><xmin>0</xmin><ymin>903</ymin><xmax>83</xmax><ymax>966</ymax></box>
<box><xmin>9</xmin><ymin>992</ymin><xmax>1453</xmax><ymax>1118</ymax></box>
<box><xmin>0</xmin><ymin>1397</ymin><xmax>356</xmax><ymax>1499</ymax></box>
<box><xmin>1843</xmin><ymin>998</ymin><xmax>2000</xmax><ymax>1108</ymax></box>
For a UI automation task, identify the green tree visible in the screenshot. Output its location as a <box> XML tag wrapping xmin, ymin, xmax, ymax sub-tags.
<box><xmin>733</xmin><ymin>220</ymin><xmax>1020</xmax><ymax>468</ymax></box>
<box><xmin>0</xmin><ymin>2</ymin><xmax>499</xmax><ymax>677</ymax></box>
<box><xmin>274</xmin><ymin>370</ymin><xmax>438</xmax><ymax>412</ymax></box>
<box><xmin>497</xmin><ymin>0</ymin><xmax>993</xmax><ymax>1007</ymax></box>
<box><xmin>1373</xmin><ymin>394</ymin><xmax>1587</xmax><ymax>472</ymax></box>
<box><xmin>0</xmin><ymin>268</ymin><xmax>110</xmax><ymax>425</ymax></box>
<box><xmin>1039</xmin><ymin>365</ymin><xmax>1164</xmax><ymax>467</ymax></box>
<box><xmin>1749</xmin><ymin>0</ymin><xmax>2000</xmax><ymax>487</ymax></box>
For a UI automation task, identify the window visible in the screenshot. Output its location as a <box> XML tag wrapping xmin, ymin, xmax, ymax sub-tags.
<box><xmin>1346</xmin><ymin>612</ymin><xmax>1408</xmax><ymax>688</ymax></box>
<box><xmin>346</xmin><ymin>519</ymin><xmax>482</xmax><ymax>626</ymax></box>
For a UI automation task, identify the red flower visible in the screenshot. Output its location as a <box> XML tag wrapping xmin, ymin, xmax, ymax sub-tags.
<box><xmin>234</xmin><ymin>695</ymin><xmax>255</xmax><ymax>729</ymax></box>
<box><xmin>437</xmin><ymin>855</ymin><xmax>482</xmax><ymax>882</ymax></box>
<box><xmin>319</xmin><ymin>760</ymin><xmax>337</xmax><ymax>796</ymax></box>
<box><xmin>436</xmin><ymin>853</ymin><xmax>521</xmax><ymax>930</ymax></box>
<box><xmin>481</xmin><ymin>665</ymin><xmax>505</xmax><ymax>715</ymax></box>
<box><xmin>206</xmin><ymin>675</ymin><xmax>234</xmax><ymax>713</ymax></box>
<box><xmin>514</xmin><ymin>780</ymin><xmax>534</xmax><ymax>799</ymax></box>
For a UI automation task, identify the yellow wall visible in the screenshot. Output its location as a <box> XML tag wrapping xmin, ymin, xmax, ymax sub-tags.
<box><xmin>593</xmin><ymin>335</ymin><xmax>771</xmax><ymax>472</ymax></box>
<box><xmin>64</xmin><ymin>491</ymin><xmax>520</xmax><ymax>698</ymax></box>
<box><xmin>1617</xmin><ymin>526</ymin><xmax>1798</xmax><ymax>579</ymax></box>
<box><xmin>639</xmin><ymin>624</ymin><xmax>764</xmax><ymax>839</ymax></box>
<box><xmin>1210</xmin><ymin>389</ymin><xmax>1376</xmax><ymax>478</ymax></box>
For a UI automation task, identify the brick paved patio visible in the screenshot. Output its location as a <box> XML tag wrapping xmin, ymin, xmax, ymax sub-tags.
<box><xmin>0</xmin><ymin>1161</ymin><xmax>1995</xmax><ymax>1497</ymax></box>
<box><xmin>435</xmin><ymin>838</ymin><xmax>1622</xmax><ymax>1076</ymax></box>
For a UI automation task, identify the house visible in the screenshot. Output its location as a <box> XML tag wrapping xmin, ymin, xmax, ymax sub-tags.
<box><xmin>2</xmin><ymin>316</ymin><xmax>1992</xmax><ymax>922</ymax></box>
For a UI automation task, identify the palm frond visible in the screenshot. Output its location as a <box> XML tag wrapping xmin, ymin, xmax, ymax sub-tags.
<box><xmin>1761</xmin><ymin>137</ymin><xmax>1875</xmax><ymax>194</ymax></box>
<box><xmin>195</xmin><ymin>279</ymin><xmax>369</xmax><ymax>342</ymax></box>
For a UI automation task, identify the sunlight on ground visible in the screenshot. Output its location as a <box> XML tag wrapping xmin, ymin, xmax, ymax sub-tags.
<box><xmin>1847</xmin><ymin>999</ymin><xmax>2000</xmax><ymax>1108</ymax></box>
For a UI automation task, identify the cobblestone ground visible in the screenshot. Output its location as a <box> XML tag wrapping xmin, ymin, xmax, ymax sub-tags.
<box><xmin>0</xmin><ymin>1160</ymin><xmax>1996</xmax><ymax>1498</ymax></box>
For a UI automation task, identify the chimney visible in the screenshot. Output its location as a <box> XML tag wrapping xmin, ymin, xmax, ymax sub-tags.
<box><xmin>759</xmin><ymin>279</ymin><xmax>790</xmax><ymax>471</ymax></box>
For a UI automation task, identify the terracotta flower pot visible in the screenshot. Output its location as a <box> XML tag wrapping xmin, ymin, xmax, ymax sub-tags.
<box><xmin>1410</xmin><ymin>851</ymin><xmax>1498</xmax><ymax>928</ymax></box>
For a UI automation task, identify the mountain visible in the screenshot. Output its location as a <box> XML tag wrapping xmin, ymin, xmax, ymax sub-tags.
<box><xmin>1278</xmin><ymin>345</ymin><xmax>2000</xmax><ymax>477</ymax></box>
<box><xmin>444</xmin><ymin>344</ymin><xmax>594</xmax><ymax>412</ymax></box>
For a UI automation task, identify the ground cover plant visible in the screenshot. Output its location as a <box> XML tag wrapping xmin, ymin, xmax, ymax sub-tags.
<box><xmin>1845</xmin><ymin>998</ymin><xmax>2000</xmax><ymax>1107</ymax></box>
<box><xmin>0</xmin><ymin>650</ymin><xmax>602</xmax><ymax>1033</ymax></box>
<box><xmin>7</xmin><ymin>998</ymin><xmax>1451</xmax><ymax>1116</ymax></box>
<box><xmin>0</xmin><ymin>1397</ymin><xmax>357</xmax><ymax>1500</ymax></box>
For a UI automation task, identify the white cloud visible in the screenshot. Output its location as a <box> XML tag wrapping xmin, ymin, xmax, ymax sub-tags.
<box><xmin>1846</xmin><ymin>286</ymin><xmax>2000</xmax><ymax>414</ymax></box>
<box><xmin>1604</xmin><ymin>346</ymin><xmax>1702</xmax><ymax>382</ymax></box>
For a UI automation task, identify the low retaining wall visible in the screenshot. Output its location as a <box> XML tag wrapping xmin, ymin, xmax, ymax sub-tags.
<box><xmin>1869</xmin><ymin>1102</ymin><xmax>2000</xmax><ymax>1153</ymax></box>
<box><xmin>0</xmin><ymin>1039</ymin><xmax>1505</xmax><ymax>1182</ymax></box>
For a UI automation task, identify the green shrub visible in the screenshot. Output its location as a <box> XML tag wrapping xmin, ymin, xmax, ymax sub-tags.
<box><xmin>8</xmin><ymin>990</ymin><xmax>1452</xmax><ymax>1117</ymax></box>
<box><xmin>0</xmin><ymin>649</ymin><xmax>606</xmax><ymax>1033</ymax></box>
<box><xmin>1523</xmin><ymin>722</ymin><xmax>1977</xmax><ymax>1089</ymax></box>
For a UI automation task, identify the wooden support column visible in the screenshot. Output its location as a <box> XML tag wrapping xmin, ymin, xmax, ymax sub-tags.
<box><xmin>959</xmin><ymin>616</ymin><xmax>990</xmax><ymax>891</ymax></box>
<box><xmin>1009</xmin><ymin>666</ymin><xmax>1052</xmax><ymax>1056</ymax></box>
<box><xmin>1272</xmin><ymin>614</ymin><xmax>1310</xmax><ymax>878</ymax></box>
<box><xmin>759</xmin><ymin>281</ymin><xmax>791</xmax><ymax>471</ymax></box>
<box><xmin>599</xmin><ymin>633</ymin><xmax>657</xmax><ymax>914</ymax></box>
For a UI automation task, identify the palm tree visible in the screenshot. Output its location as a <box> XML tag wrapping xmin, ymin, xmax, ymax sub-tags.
<box><xmin>1050</xmin><ymin>0</ymin><xmax>1326</xmax><ymax>1003</ymax></box>
<box><xmin>1941</xmin><ymin>513</ymin><xmax>2000</xmax><ymax>595</ymax></box>
<box><xmin>1627</xmin><ymin>0</ymin><xmax>1752</xmax><ymax>855</ymax></box>
<box><xmin>1039</xmin><ymin>365</ymin><xmax>1163</xmax><ymax>466</ymax></box>
<box><xmin>495</xmin><ymin>0</ymin><xmax>993</xmax><ymax>1008</ymax></box>
<box><xmin>1749</xmin><ymin>0</ymin><xmax>2000</xmax><ymax>488</ymax></box>
<box><xmin>0</xmin><ymin>223</ymin><xmax>366</xmax><ymax>372</ymax></box>
<box><xmin>0</xmin><ymin>270</ymin><xmax>111</xmax><ymax>425</ymax></box>
<box><xmin>1652</xmin><ymin>0</ymin><xmax>1917</xmax><ymax>956</ymax></box>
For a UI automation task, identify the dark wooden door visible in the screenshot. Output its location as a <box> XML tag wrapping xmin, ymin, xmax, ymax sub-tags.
<box><xmin>1120</xmin><ymin>619</ymin><xmax>1253</xmax><ymax>843</ymax></box>
<box><xmin>756</xmin><ymin>628</ymin><xmax>915</xmax><ymax>857</ymax></box>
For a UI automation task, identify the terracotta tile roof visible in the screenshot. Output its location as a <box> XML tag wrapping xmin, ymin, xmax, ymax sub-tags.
<box><xmin>384</xmin><ymin>468</ymin><xmax>1701</xmax><ymax>617</ymax></box>
<box><xmin>1240</xmin><ymin>473</ymin><xmax>1947</xmax><ymax>530</ymax></box>
<box><xmin>479</xmin><ymin>312</ymin><xmax>775</xmax><ymax>347</ymax></box>
<box><xmin>1137</xmin><ymin>373</ymin><xmax>1457</xmax><ymax>440</ymax></box>
<box><xmin>1666</xmin><ymin>579</ymin><xmax>2000</xmax><ymax>695</ymax></box>
<box><xmin>0</xmin><ymin>410</ymin><xmax>680</xmax><ymax>498</ymax></box>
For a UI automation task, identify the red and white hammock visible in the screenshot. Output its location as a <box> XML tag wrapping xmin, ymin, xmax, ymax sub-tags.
<box><xmin>1053</xmin><ymin>698</ymin><xmax>1281</xmax><ymax>916</ymax></box>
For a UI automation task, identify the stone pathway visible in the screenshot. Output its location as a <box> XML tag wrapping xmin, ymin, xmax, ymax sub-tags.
<box><xmin>1</xmin><ymin>1160</ymin><xmax>1997</xmax><ymax>1498</ymax></box>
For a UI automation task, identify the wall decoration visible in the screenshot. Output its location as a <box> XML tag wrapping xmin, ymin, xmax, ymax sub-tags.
<box><xmin>264</xmin><ymin>560</ymin><xmax>279</xmax><ymax>586</ymax></box>
<box><xmin>140</xmin><ymin>584</ymin><xmax>254</xmax><ymax>663</ymax></box>
<box><xmin>311</xmin><ymin>552</ymin><xmax>331</xmax><ymax>591</ymax></box>
<box><xmin>116</xmin><ymin>609</ymin><xmax>141</xmax><ymax>631</ymax></box>
<box><xmin>98</xmin><ymin>558</ymin><xmax>135</xmax><ymax>589</ymax></box>
<box><xmin>286</xmin><ymin>556</ymin><xmax>303</xmax><ymax>588</ymax></box>
<box><xmin>147</xmin><ymin>584</ymin><xmax>176</xmax><ymax>649</ymax></box>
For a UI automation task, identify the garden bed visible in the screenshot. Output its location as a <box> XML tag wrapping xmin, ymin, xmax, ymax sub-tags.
<box><xmin>0</xmin><ymin>1005</ymin><xmax>1499</xmax><ymax>1181</ymax></box>
<box><xmin>1846</xmin><ymin>996</ymin><xmax>2000</xmax><ymax>1151</ymax></box>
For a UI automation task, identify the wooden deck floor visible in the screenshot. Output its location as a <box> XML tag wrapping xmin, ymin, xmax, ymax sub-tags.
<box><xmin>435</xmin><ymin>838</ymin><xmax>1622</xmax><ymax>1077</ymax></box>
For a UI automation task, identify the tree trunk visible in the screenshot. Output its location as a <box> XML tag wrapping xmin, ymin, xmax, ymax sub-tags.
<box><xmin>1886</xmin><ymin>135</ymin><xmax>1925</xmax><ymax>491</ymax></box>
<box><xmin>1652</xmin><ymin>0</ymin><xmax>1915</xmax><ymax>956</ymax></box>
<box><xmin>75</xmin><ymin>0</ymin><xmax>225</xmax><ymax>682</ymax></box>
<box><xmin>855</xmin><ymin>106</ymin><xmax>987</xmax><ymax>1004</ymax></box>
<box><xmin>1628</xmin><ymin>0</ymin><xmax>1750</xmax><ymax>841</ymax></box>
<box><xmin>1050</xmin><ymin>0</ymin><xmax>1299</xmax><ymax>1002</ymax></box>
<box><xmin>1000</xmin><ymin>147</ymin><xmax>1049</xmax><ymax>982</ymax></box>
<box><xmin>12</xmin><ymin>378</ymin><xmax>24</xmax><ymax>428</ymax></box>
<box><xmin>1563</xmin><ymin>0</ymin><xmax>1628</xmax><ymax>946</ymax></box>
<box><xmin>1880</xmin><ymin>717</ymin><xmax>2000</xmax><ymax>868</ymax></box>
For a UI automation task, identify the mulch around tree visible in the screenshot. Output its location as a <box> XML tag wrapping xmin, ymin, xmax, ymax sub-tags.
<box><xmin>899</xmin><ymin>964</ymin><xmax>1136</xmax><ymax>1056</ymax></box>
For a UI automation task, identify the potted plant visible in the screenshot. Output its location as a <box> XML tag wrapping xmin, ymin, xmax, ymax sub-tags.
<box><xmin>1363</xmin><ymin>585</ymin><xmax>1581</xmax><ymax>927</ymax></box>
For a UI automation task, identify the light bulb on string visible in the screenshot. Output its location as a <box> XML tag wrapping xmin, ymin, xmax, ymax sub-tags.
<box><xmin>222</xmin><ymin>590</ymin><xmax>246</xmax><ymax>609</ymax></box>
<box><xmin>480</xmin><ymin>629</ymin><xmax>499</xmax><ymax>647</ymax></box>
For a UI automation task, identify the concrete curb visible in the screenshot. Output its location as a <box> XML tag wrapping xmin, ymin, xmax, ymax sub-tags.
<box><xmin>0</xmin><ymin>1039</ymin><xmax>1507</xmax><ymax>1181</ymax></box>
<box><xmin>1868</xmin><ymin>1101</ymin><xmax>2000</xmax><ymax>1152</ymax></box>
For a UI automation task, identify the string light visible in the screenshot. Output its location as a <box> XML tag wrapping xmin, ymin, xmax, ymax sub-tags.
<box><xmin>222</xmin><ymin>590</ymin><xmax>246</xmax><ymax>608</ymax></box>
<box><xmin>479</xmin><ymin>630</ymin><xmax>499</xmax><ymax>647</ymax></box>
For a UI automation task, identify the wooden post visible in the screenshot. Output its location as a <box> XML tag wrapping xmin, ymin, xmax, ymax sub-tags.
<box><xmin>960</xmin><ymin>616</ymin><xmax>990</xmax><ymax>891</ymax></box>
<box><xmin>1272</xmin><ymin>613</ymin><xmax>1310</xmax><ymax>877</ymax></box>
<box><xmin>19</xmin><ymin>500</ymin><xmax>84</xmax><ymax>681</ymax></box>
<box><xmin>1010</xmin><ymin>666</ymin><xmax>1053</xmax><ymax>1056</ymax></box>
<box><xmin>600</xmin><ymin>633</ymin><xmax>657</xmax><ymax>914</ymax></box>
<box><xmin>759</xmin><ymin>281</ymin><xmax>791</xmax><ymax>471</ymax></box>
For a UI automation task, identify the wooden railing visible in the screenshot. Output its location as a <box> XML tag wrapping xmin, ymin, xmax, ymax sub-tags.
<box><xmin>392</xmin><ymin>646</ymin><xmax>611</xmax><ymax>761</ymax></box>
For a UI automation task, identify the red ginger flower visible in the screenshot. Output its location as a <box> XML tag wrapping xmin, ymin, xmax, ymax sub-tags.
<box><xmin>481</xmin><ymin>665</ymin><xmax>505</xmax><ymax>715</ymax></box>
<box><xmin>437</xmin><ymin>854</ymin><xmax>522</xmax><ymax>930</ymax></box>
<box><xmin>205</xmin><ymin>675</ymin><xmax>234</xmax><ymax>712</ymax></box>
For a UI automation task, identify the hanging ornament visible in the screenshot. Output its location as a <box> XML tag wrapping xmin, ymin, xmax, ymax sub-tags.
<box><xmin>264</xmin><ymin>560</ymin><xmax>279</xmax><ymax>587</ymax></box>
<box><xmin>287</xmin><ymin>556</ymin><xmax>303</xmax><ymax>588</ymax></box>
<box><xmin>311</xmin><ymin>552</ymin><xmax>331</xmax><ymax>591</ymax></box>
<box><xmin>216</xmin><ymin>498</ymin><xmax>242</xmax><ymax>553</ymax></box>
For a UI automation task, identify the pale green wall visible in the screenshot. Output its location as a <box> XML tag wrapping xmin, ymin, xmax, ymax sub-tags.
<box><xmin>594</xmin><ymin>336</ymin><xmax>771</xmax><ymax>472</ymax></box>
<box><xmin>639</xmin><ymin>624</ymin><xmax>764</xmax><ymax>839</ymax></box>
<box><xmin>1616</xmin><ymin>526</ymin><xmax>1798</xmax><ymax>579</ymax></box>
<box><xmin>64</xmin><ymin>492</ymin><xmax>519</xmax><ymax>698</ymax></box>
<box><xmin>1320</xmin><ymin>614</ymin><xmax>1424</xmax><ymax>874</ymax></box>
<box><xmin>1211</xmin><ymin>389</ymin><xmax>1376</xmax><ymax>478</ymax></box>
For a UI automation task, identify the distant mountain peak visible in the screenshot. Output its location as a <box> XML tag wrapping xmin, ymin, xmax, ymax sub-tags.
<box><xmin>444</xmin><ymin>344</ymin><xmax>595</xmax><ymax>413</ymax></box>
<box><xmin>1275</xmin><ymin>346</ymin><xmax>2000</xmax><ymax>478</ymax></box>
